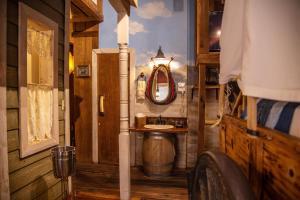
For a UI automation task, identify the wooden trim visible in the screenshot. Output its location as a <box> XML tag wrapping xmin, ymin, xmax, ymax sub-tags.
<box><xmin>71</xmin><ymin>16</ymin><xmax>101</xmax><ymax>23</ymax></box>
<box><xmin>196</xmin><ymin>0</ymin><xmax>209</xmax><ymax>156</ymax></box>
<box><xmin>0</xmin><ymin>0</ymin><xmax>10</xmax><ymax>198</ymax></box>
<box><xmin>129</xmin><ymin>49</ymin><xmax>136</xmax><ymax>166</ymax></box>
<box><xmin>109</xmin><ymin>0</ymin><xmax>130</xmax><ymax>15</ymax></box>
<box><xmin>72</xmin><ymin>31</ymin><xmax>98</xmax><ymax>37</ymax></box>
<box><xmin>72</xmin><ymin>0</ymin><xmax>102</xmax><ymax>21</ymax></box>
<box><xmin>92</xmin><ymin>49</ymin><xmax>99</xmax><ymax>163</ymax></box>
<box><xmin>218</xmin><ymin>84</ymin><xmax>225</xmax><ymax>117</ymax></box>
<box><xmin>197</xmin><ymin>53</ymin><xmax>220</xmax><ymax>64</ymax></box>
<box><xmin>64</xmin><ymin>0</ymin><xmax>72</xmax><ymax>193</ymax></box>
<box><xmin>197</xmin><ymin>63</ymin><xmax>206</xmax><ymax>154</ymax></box>
<box><xmin>247</xmin><ymin>96</ymin><xmax>257</xmax><ymax>131</ymax></box>
<box><xmin>18</xmin><ymin>3</ymin><xmax>59</xmax><ymax>158</ymax></box>
<box><xmin>91</xmin><ymin>48</ymin><xmax>135</xmax><ymax>164</ymax></box>
<box><xmin>196</xmin><ymin>0</ymin><xmax>209</xmax><ymax>55</ymax></box>
<box><xmin>64</xmin><ymin>0</ymin><xmax>71</xmax><ymax>147</ymax></box>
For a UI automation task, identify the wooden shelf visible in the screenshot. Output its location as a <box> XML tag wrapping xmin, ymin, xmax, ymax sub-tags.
<box><xmin>206</xmin><ymin>84</ymin><xmax>220</xmax><ymax>89</ymax></box>
<box><xmin>197</xmin><ymin>52</ymin><xmax>220</xmax><ymax>65</ymax></box>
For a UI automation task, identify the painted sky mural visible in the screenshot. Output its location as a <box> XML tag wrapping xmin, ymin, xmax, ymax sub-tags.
<box><xmin>100</xmin><ymin>0</ymin><xmax>194</xmax><ymax>67</ymax></box>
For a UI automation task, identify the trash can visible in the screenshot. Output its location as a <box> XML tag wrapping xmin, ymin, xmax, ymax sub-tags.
<box><xmin>51</xmin><ymin>146</ymin><xmax>76</xmax><ymax>199</ymax></box>
<box><xmin>51</xmin><ymin>146</ymin><xmax>76</xmax><ymax>179</ymax></box>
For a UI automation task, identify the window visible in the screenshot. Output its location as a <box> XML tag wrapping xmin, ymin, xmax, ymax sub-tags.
<box><xmin>19</xmin><ymin>3</ymin><xmax>59</xmax><ymax>158</ymax></box>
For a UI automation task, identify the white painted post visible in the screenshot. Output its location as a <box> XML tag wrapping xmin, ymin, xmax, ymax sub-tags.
<box><xmin>117</xmin><ymin>12</ymin><xmax>130</xmax><ymax>200</ymax></box>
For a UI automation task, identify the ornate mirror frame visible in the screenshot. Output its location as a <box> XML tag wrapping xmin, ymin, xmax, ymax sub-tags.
<box><xmin>145</xmin><ymin>64</ymin><xmax>177</xmax><ymax>105</ymax></box>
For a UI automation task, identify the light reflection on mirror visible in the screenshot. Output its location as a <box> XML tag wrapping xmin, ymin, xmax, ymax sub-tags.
<box><xmin>152</xmin><ymin>67</ymin><xmax>169</xmax><ymax>102</ymax></box>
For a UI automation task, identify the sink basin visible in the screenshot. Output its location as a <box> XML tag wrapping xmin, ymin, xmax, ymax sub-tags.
<box><xmin>144</xmin><ymin>124</ymin><xmax>174</xmax><ymax>129</ymax></box>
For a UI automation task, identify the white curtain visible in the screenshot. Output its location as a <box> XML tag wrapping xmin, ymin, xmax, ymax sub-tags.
<box><xmin>220</xmin><ymin>0</ymin><xmax>300</xmax><ymax>102</ymax></box>
<box><xmin>27</xmin><ymin>85</ymin><xmax>53</xmax><ymax>143</ymax></box>
<box><xmin>219</xmin><ymin>0</ymin><xmax>245</xmax><ymax>84</ymax></box>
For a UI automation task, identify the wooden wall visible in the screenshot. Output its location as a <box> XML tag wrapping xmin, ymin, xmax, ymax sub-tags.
<box><xmin>73</xmin><ymin>36</ymin><xmax>98</xmax><ymax>163</ymax></box>
<box><xmin>7</xmin><ymin>0</ymin><xmax>66</xmax><ymax>199</ymax></box>
<box><xmin>0</xmin><ymin>0</ymin><xmax>10</xmax><ymax>198</ymax></box>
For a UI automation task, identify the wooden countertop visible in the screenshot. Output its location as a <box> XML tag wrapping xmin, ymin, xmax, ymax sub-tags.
<box><xmin>129</xmin><ymin>127</ymin><xmax>188</xmax><ymax>134</ymax></box>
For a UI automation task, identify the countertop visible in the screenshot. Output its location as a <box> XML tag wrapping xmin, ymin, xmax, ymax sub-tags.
<box><xmin>129</xmin><ymin>127</ymin><xmax>188</xmax><ymax>134</ymax></box>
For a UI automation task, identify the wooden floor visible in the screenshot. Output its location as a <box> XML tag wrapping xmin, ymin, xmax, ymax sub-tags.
<box><xmin>72</xmin><ymin>163</ymin><xmax>189</xmax><ymax>200</ymax></box>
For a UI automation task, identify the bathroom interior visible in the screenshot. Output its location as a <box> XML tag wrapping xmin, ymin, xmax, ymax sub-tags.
<box><xmin>2</xmin><ymin>0</ymin><xmax>300</xmax><ymax>199</ymax></box>
<box><xmin>69</xmin><ymin>0</ymin><xmax>221</xmax><ymax>198</ymax></box>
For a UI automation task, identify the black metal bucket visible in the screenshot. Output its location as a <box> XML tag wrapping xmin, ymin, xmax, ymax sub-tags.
<box><xmin>51</xmin><ymin>146</ymin><xmax>76</xmax><ymax>180</ymax></box>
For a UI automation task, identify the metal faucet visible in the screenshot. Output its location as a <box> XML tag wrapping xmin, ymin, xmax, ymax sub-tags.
<box><xmin>157</xmin><ymin>115</ymin><xmax>165</xmax><ymax>124</ymax></box>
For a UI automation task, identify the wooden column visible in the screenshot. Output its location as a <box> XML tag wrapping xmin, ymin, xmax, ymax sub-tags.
<box><xmin>247</xmin><ymin>97</ymin><xmax>257</xmax><ymax>131</ymax></box>
<box><xmin>117</xmin><ymin>12</ymin><xmax>130</xmax><ymax>200</ymax></box>
<box><xmin>64</xmin><ymin>0</ymin><xmax>72</xmax><ymax>193</ymax></box>
<box><xmin>196</xmin><ymin>0</ymin><xmax>209</xmax><ymax>155</ymax></box>
<box><xmin>0</xmin><ymin>0</ymin><xmax>10</xmax><ymax>198</ymax></box>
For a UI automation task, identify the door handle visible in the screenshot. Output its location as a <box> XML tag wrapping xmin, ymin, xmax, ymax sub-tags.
<box><xmin>99</xmin><ymin>95</ymin><xmax>105</xmax><ymax>115</ymax></box>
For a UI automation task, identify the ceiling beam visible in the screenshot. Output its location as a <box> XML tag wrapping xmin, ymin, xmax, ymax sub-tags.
<box><xmin>108</xmin><ymin>0</ymin><xmax>138</xmax><ymax>15</ymax></box>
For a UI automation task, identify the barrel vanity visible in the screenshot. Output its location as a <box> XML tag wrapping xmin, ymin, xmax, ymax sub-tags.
<box><xmin>130</xmin><ymin>117</ymin><xmax>188</xmax><ymax>177</ymax></box>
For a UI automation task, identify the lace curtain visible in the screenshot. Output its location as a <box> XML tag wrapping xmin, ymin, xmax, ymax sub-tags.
<box><xmin>27</xmin><ymin>28</ymin><xmax>53</xmax><ymax>58</ymax></box>
<box><xmin>27</xmin><ymin>84</ymin><xmax>53</xmax><ymax>143</ymax></box>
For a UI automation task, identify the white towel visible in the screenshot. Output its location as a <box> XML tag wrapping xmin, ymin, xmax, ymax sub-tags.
<box><xmin>137</xmin><ymin>80</ymin><xmax>146</xmax><ymax>100</ymax></box>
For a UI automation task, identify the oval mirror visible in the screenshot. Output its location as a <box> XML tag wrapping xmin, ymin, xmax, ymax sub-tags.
<box><xmin>146</xmin><ymin>64</ymin><xmax>177</xmax><ymax>105</ymax></box>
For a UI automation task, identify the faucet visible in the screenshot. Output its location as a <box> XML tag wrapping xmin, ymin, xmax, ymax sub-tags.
<box><xmin>156</xmin><ymin>115</ymin><xmax>165</xmax><ymax>125</ymax></box>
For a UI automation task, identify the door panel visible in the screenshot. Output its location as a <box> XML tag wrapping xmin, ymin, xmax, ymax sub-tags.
<box><xmin>98</xmin><ymin>53</ymin><xmax>120</xmax><ymax>164</ymax></box>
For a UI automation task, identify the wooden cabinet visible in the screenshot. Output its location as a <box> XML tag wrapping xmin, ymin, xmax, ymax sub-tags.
<box><xmin>221</xmin><ymin>115</ymin><xmax>300</xmax><ymax>199</ymax></box>
<box><xmin>196</xmin><ymin>0</ymin><xmax>224</xmax><ymax>154</ymax></box>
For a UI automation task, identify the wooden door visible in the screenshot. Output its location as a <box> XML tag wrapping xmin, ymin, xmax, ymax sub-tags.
<box><xmin>98</xmin><ymin>53</ymin><xmax>120</xmax><ymax>164</ymax></box>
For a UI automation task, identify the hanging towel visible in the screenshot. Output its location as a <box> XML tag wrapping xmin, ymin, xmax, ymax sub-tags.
<box><xmin>136</xmin><ymin>74</ymin><xmax>147</xmax><ymax>100</ymax></box>
<box><xmin>275</xmin><ymin>103</ymin><xmax>300</xmax><ymax>134</ymax></box>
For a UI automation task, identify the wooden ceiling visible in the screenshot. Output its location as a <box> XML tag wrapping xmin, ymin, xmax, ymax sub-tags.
<box><xmin>70</xmin><ymin>0</ymin><xmax>138</xmax><ymax>37</ymax></box>
<box><xmin>71</xmin><ymin>0</ymin><xmax>104</xmax><ymax>37</ymax></box>
<box><xmin>108</xmin><ymin>0</ymin><xmax>138</xmax><ymax>15</ymax></box>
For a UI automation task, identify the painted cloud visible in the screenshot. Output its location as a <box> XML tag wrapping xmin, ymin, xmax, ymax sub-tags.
<box><xmin>135</xmin><ymin>1</ymin><xmax>172</xmax><ymax>19</ymax></box>
<box><xmin>114</xmin><ymin>20</ymin><xmax>147</xmax><ymax>35</ymax></box>
<box><xmin>130</xmin><ymin>21</ymin><xmax>147</xmax><ymax>35</ymax></box>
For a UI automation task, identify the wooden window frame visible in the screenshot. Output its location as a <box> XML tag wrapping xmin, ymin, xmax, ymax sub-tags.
<box><xmin>18</xmin><ymin>3</ymin><xmax>59</xmax><ymax>158</ymax></box>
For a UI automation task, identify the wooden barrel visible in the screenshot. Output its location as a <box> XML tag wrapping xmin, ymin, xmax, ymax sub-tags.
<box><xmin>142</xmin><ymin>132</ymin><xmax>175</xmax><ymax>177</ymax></box>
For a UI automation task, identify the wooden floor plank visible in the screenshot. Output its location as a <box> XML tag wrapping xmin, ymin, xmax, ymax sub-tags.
<box><xmin>72</xmin><ymin>163</ymin><xmax>188</xmax><ymax>200</ymax></box>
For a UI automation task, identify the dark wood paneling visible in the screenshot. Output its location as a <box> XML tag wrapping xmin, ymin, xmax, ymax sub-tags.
<box><xmin>7</xmin><ymin>109</ymin><xmax>18</xmax><ymax>131</ymax></box>
<box><xmin>73</xmin><ymin>36</ymin><xmax>98</xmax><ymax>163</ymax></box>
<box><xmin>7</xmin><ymin>0</ymin><xmax>18</xmax><ymax>25</ymax></box>
<box><xmin>7</xmin><ymin>88</ymin><xmax>18</xmax><ymax>108</ymax></box>
<box><xmin>9</xmin><ymin>156</ymin><xmax>53</xmax><ymax>192</ymax></box>
<box><xmin>41</xmin><ymin>0</ymin><xmax>65</xmax><ymax>15</ymax></box>
<box><xmin>59</xmin><ymin>74</ymin><xmax>65</xmax><ymax>90</ymax></box>
<box><xmin>7</xmin><ymin>22</ymin><xmax>18</xmax><ymax>46</ymax></box>
<box><xmin>98</xmin><ymin>53</ymin><xmax>120</xmax><ymax>165</ymax></box>
<box><xmin>7</xmin><ymin>67</ymin><xmax>18</xmax><ymax>88</ymax></box>
<box><xmin>7</xmin><ymin>130</ymin><xmax>19</xmax><ymax>152</ymax></box>
<box><xmin>6</xmin><ymin>0</ymin><xmax>66</xmax><ymax>198</ymax></box>
<box><xmin>11</xmin><ymin>170</ymin><xmax>60</xmax><ymax>200</ymax></box>
<box><xmin>21</xmin><ymin>0</ymin><xmax>65</xmax><ymax>28</ymax></box>
<box><xmin>8</xmin><ymin>150</ymin><xmax>50</xmax><ymax>173</ymax></box>
<box><xmin>7</xmin><ymin>45</ymin><xmax>18</xmax><ymax>67</ymax></box>
<box><xmin>35</xmin><ymin>181</ymin><xmax>62</xmax><ymax>200</ymax></box>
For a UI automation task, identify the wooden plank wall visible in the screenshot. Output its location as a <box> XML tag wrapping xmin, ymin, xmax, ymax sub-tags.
<box><xmin>7</xmin><ymin>0</ymin><xmax>66</xmax><ymax>199</ymax></box>
<box><xmin>73</xmin><ymin>36</ymin><xmax>98</xmax><ymax>163</ymax></box>
<box><xmin>195</xmin><ymin>0</ymin><xmax>209</xmax><ymax>155</ymax></box>
<box><xmin>0</xmin><ymin>0</ymin><xmax>10</xmax><ymax>198</ymax></box>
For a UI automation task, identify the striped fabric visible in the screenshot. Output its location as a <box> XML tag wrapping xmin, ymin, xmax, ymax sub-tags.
<box><xmin>256</xmin><ymin>100</ymin><xmax>300</xmax><ymax>136</ymax></box>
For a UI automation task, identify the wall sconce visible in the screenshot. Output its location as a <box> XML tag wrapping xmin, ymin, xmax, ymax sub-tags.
<box><xmin>150</xmin><ymin>46</ymin><xmax>174</xmax><ymax>68</ymax></box>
